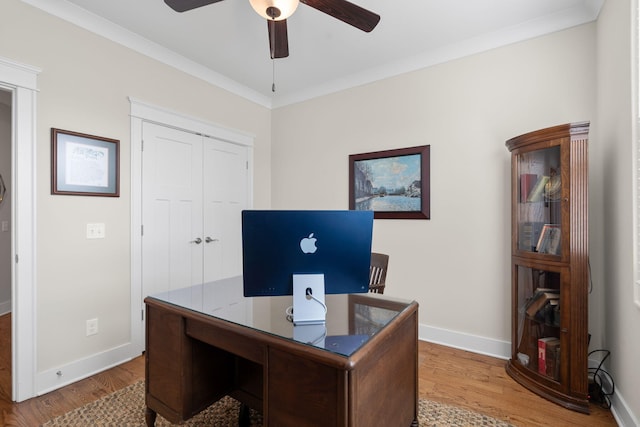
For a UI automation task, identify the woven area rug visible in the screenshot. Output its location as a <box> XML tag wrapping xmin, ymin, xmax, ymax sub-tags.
<box><xmin>41</xmin><ymin>381</ymin><xmax>513</xmax><ymax>426</ymax></box>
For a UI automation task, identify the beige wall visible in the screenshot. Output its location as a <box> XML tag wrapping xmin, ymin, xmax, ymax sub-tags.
<box><xmin>597</xmin><ymin>0</ymin><xmax>640</xmax><ymax>422</ymax></box>
<box><xmin>272</xmin><ymin>23</ymin><xmax>596</xmax><ymax>344</ymax></box>
<box><xmin>0</xmin><ymin>0</ymin><xmax>271</xmax><ymax>373</ymax></box>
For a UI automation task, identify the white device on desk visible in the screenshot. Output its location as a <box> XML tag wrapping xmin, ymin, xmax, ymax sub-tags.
<box><xmin>292</xmin><ymin>273</ymin><xmax>327</xmax><ymax>325</ymax></box>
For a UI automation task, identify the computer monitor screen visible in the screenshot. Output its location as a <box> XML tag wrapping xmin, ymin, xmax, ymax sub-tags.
<box><xmin>241</xmin><ymin>210</ymin><xmax>374</xmax><ymax>297</ymax></box>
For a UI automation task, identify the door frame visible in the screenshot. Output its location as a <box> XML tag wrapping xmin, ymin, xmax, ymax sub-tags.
<box><xmin>0</xmin><ymin>56</ymin><xmax>40</xmax><ymax>402</ymax></box>
<box><xmin>129</xmin><ymin>97</ymin><xmax>254</xmax><ymax>354</ymax></box>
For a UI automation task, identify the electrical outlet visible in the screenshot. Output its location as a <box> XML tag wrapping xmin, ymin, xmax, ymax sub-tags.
<box><xmin>86</xmin><ymin>318</ymin><xmax>98</xmax><ymax>336</ymax></box>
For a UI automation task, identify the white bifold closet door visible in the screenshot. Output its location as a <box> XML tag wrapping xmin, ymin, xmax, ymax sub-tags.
<box><xmin>141</xmin><ymin>122</ymin><xmax>249</xmax><ymax>315</ymax></box>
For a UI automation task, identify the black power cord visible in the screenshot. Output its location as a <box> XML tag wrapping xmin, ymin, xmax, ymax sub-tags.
<box><xmin>588</xmin><ymin>349</ymin><xmax>614</xmax><ymax>409</ymax></box>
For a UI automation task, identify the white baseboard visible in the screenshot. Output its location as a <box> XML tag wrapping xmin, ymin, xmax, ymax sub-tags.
<box><xmin>610</xmin><ymin>390</ymin><xmax>640</xmax><ymax>427</ymax></box>
<box><xmin>36</xmin><ymin>343</ymin><xmax>140</xmax><ymax>396</ymax></box>
<box><xmin>419</xmin><ymin>323</ymin><xmax>511</xmax><ymax>360</ymax></box>
<box><xmin>0</xmin><ymin>300</ymin><xmax>10</xmax><ymax>316</ymax></box>
<box><xmin>589</xmin><ymin>358</ymin><xmax>638</xmax><ymax>427</ymax></box>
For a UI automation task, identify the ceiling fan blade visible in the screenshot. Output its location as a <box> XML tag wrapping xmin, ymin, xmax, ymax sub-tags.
<box><xmin>300</xmin><ymin>0</ymin><xmax>380</xmax><ymax>32</ymax></box>
<box><xmin>268</xmin><ymin>19</ymin><xmax>290</xmax><ymax>59</ymax></box>
<box><xmin>164</xmin><ymin>0</ymin><xmax>224</xmax><ymax>13</ymax></box>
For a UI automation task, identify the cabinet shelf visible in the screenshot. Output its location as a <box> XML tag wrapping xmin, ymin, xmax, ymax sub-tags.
<box><xmin>505</xmin><ymin>122</ymin><xmax>590</xmax><ymax>414</ymax></box>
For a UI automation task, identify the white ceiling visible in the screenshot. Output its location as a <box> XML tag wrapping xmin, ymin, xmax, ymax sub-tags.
<box><xmin>23</xmin><ymin>0</ymin><xmax>603</xmax><ymax>108</ymax></box>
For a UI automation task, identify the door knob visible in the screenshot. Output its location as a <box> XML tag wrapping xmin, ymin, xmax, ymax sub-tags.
<box><xmin>190</xmin><ymin>237</ymin><xmax>202</xmax><ymax>244</ymax></box>
<box><xmin>205</xmin><ymin>237</ymin><xmax>219</xmax><ymax>243</ymax></box>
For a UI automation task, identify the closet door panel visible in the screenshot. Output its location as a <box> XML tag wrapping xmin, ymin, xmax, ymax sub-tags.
<box><xmin>142</xmin><ymin>123</ymin><xmax>204</xmax><ymax>297</ymax></box>
<box><xmin>203</xmin><ymin>138</ymin><xmax>248</xmax><ymax>282</ymax></box>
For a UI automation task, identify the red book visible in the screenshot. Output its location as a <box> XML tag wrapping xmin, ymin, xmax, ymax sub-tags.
<box><xmin>538</xmin><ymin>337</ymin><xmax>560</xmax><ymax>375</ymax></box>
<box><xmin>520</xmin><ymin>174</ymin><xmax>537</xmax><ymax>203</ymax></box>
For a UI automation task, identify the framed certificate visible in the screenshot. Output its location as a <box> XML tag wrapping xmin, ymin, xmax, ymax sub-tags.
<box><xmin>51</xmin><ymin>128</ymin><xmax>119</xmax><ymax>197</ymax></box>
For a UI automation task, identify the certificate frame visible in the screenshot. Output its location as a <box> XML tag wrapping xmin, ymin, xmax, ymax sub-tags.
<box><xmin>51</xmin><ymin>128</ymin><xmax>120</xmax><ymax>197</ymax></box>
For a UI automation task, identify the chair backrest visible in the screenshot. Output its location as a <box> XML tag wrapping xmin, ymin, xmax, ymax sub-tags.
<box><xmin>369</xmin><ymin>252</ymin><xmax>389</xmax><ymax>294</ymax></box>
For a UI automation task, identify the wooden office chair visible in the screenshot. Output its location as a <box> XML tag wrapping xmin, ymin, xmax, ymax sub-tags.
<box><xmin>369</xmin><ymin>252</ymin><xmax>389</xmax><ymax>294</ymax></box>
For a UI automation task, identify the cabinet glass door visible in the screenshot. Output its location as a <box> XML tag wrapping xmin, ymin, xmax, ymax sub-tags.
<box><xmin>516</xmin><ymin>146</ymin><xmax>562</xmax><ymax>255</ymax></box>
<box><xmin>514</xmin><ymin>264</ymin><xmax>562</xmax><ymax>381</ymax></box>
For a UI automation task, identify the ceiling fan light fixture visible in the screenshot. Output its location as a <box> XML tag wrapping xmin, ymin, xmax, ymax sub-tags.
<box><xmin>249</xmin><ymin>0</ymin><xmax>299</xmax><ymax>21</ymax></box>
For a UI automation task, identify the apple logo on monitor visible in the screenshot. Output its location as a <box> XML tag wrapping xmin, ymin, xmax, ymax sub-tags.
<box><xmin>300</xmin><ymin>233</ymin><xmax>318</xmax><ymax>254</ymax></box>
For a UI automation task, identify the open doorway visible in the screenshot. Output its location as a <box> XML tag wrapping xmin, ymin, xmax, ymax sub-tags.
<box><xmin>0</xmin><ymin>56</ymin><xmax>38</xmax><ymax>402</ymax></box>
<box><xmin>0</xmin><ymin>88</ymin><xmax>12</xmax><ymax>400</ymax></box>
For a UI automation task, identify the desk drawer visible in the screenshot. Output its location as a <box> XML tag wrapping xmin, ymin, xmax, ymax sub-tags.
<box><xmin>186</xmin><ymin>317</ymin><xmax>265</xmax><ymax>364</ymax></box>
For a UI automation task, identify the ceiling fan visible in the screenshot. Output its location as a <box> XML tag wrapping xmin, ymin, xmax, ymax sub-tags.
<box><xmin>164</xmin><ymin>0</ymin><xmax>380</xmax><ymax>59</ymax></box>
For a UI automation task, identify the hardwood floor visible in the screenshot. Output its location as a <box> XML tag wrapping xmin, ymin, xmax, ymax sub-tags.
<box><xmin>419</xmin><ymin>341</ymin><xmax>616</xmax><ymax>426</ymax></box>
<box><xmin>0</xmin><ymin>313</ymin><xmax>617</xmax><ymax>426</ymax></box>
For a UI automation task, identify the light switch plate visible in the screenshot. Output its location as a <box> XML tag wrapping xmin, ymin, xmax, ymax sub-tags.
<box><xmin>86</xmin><ymin>223</ymin><xmax>105</xmax><ymax>239</ymax></box>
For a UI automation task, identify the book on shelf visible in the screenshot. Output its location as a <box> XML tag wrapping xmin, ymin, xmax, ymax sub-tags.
<box><xmin>520</xmin><ymin>174</ymin><xmax>538</xmax><ymax>203</ymax></box>
<box><xmin>551</xmin><ymin>344</ymin><xmax>561</xmax><ymax>380</ymax></box>
<box><xmin>536</xmin><ymin>224</ymin><xmax>561</xmax><ymax>254</ymax></box>
<box><xmin>538</xmin><ymin>337</ymin><xmax>560</xmax><ymax>380</ymax></box>
<box><xmin>526</xmin><ymin>175</ymin><xmax>550</xmax><ymax>202</ymax></box>
<box><xmin>541</xmin><ymin>299</ymin><xmax>560</xmax><ymax>326</ymax></box>
<box><xmin>545</xmin><ymin>226</ymin><xmax>561</xmax><ymax>254</ymax></box>
<box><xmin>535</xmin><ymin>225</ymin><xmax>548</xmax><ymax>252</ymax></box>
<box><xmin>519</xmin><ymin>222</ymin><xmax>544</xmax><ymax>252</ymax></box>
<box><xmin>525</xmin><ymin>288</ymin><xmax>560</xmax><ymax>319</ymax></box>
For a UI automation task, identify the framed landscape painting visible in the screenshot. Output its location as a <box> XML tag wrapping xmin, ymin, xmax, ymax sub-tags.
<box><xmin>349</xmin><ymin>145</ymin><xmax>430</xmax><ymax>219</ymax></box>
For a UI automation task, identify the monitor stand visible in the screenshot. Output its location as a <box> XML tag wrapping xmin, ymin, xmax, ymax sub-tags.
<box><xmin>292</xmin><ymin>274</ymin><xmax>326</xmax><ymax>325</ymax></box>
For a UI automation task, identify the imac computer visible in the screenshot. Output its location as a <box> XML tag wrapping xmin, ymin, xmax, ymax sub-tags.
<box><xmin>241</xmin><ymin>210</ymin><xmax>374</xmax><ymax>324</ymax></box>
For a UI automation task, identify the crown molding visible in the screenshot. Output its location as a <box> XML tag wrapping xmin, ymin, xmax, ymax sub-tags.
<box><xmin>271</xmin><ymin>0</ymin><xmax>604</xmax><ymax>108</ymax></box>
<box><xmin>21</xmin><ymin>0</ymin><xmax>603</xmax><ymax>110</ymax></box>
<box><xmin>20</xmin><ymin>0</ymin><xmax>273</xmax><ymax>108</ymax></box>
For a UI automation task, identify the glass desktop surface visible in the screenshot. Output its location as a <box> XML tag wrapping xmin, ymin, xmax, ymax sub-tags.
<box><xmin>147</xmin><ymin>275</ymin><xmax>411</xmax><ymax>357</ymax></box>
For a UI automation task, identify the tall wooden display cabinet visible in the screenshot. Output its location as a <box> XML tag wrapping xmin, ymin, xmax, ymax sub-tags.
<box><xmin>505</xmin><ymin>122</ymin><xmax>590</xmax><ymax>413</ymax></box>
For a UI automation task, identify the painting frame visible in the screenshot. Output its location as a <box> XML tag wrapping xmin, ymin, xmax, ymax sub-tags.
<box><xmin>349</xmin><ymin>145</ymin><xmax>430</xmax><ymax>219</ymax></box>
<box><xmin>51</xmin><ymin>128</ymin><xmax>120</xmax><ymax>197</ymax></box>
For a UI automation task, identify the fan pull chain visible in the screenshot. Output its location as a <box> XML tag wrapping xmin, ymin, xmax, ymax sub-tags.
<box><xmin>272</xmin><ymin>58</ymin><xmax>276</xmax><ymax>92</ymax></box>
<box><xmin>270</xmin><ymin>16</ymin><xmax>276</xmax><ymax>92</ymax></box>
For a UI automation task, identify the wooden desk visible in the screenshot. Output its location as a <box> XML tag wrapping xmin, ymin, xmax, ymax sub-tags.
<box><xmin>144</xmin><ymin>277</ymin><xmax>419</xmax><ymax>427</ymax></box>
